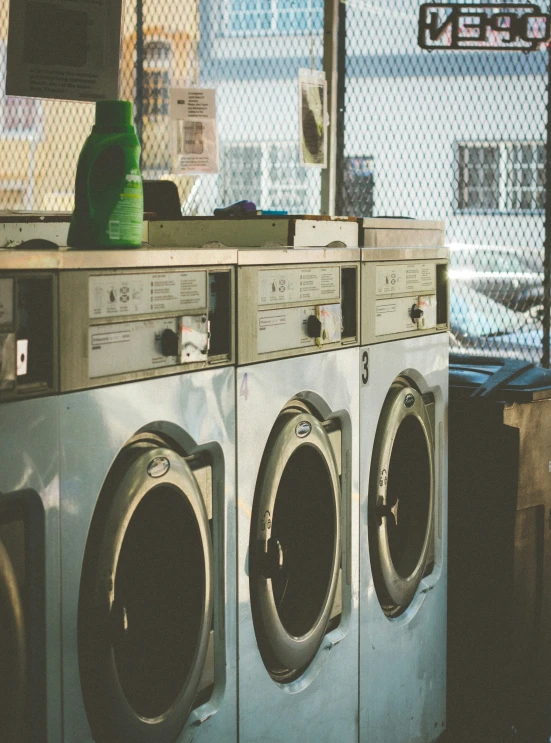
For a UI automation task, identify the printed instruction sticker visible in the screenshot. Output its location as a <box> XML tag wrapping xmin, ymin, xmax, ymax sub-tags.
<box><xmin>298</xmin><ymin>68</ymin><xmax>327</xmax><ymax>168</ymax></box>
<box><xmin>6</xmin><ymin>0</ymin><xmax>123</xmax><ymax>101</ymax></box>
<box><xmin>170</xmin><ymin>88</ymin><xmax>219</xmax><ymax>174</ymax></box>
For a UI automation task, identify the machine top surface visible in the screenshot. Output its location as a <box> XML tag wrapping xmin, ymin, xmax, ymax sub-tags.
<box><xmin>144</xmin><ymin>215</ymin><xmax>359</xmax><ymax>249</ymax></box>
<box><xmin>360</xmin><ymin>246</ymin><xmax>449</xmax><ymax>262</ymax></box>
<box><xmin>360</xmin><ymin>218</ymin><xmax>445</xmax><ymax>250</ymax></box>
<box><xmin>237</xmin><ymin>246</ymin><xmax>360</xmax><ymax>265</ymax></box>
<box><xmin>358</xmin><ymin>218</ymin><xmax>445</xmax><ymax>230</ymax></box>
<box><xmin>0</xmin><ymin>247</ymin><xmax>238</xmax><ymax>270</ymax></box>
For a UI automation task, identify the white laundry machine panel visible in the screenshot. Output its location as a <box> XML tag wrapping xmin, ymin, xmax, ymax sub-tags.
<box><xmin>359</xmin><ymin>335</ymin><xmax>448</xmax><ymax>743</ymax></box>
<box><xmin>358</xmin><ymin>235</ymin><xmax>449</xmax><ymax>743</ymax></box>
<box><xmin>0</xmin><ymin>397</ymin><xmax>62</xmax><ymax>743</ymax></box>
<box><xmin>237</xmin><ymin>351</ymin><xmax>360</xmax><ymax>742</ymax></box>
<box><xmin>15</xmin><ymin>249</ymin><xmax>240</xmax><ymax>743</ymax></box>
<box><xmin>60</xmin><ymin>368</ymin><xmax>236</xmax><ymax>743</ymax></box>
<box><xmin>235</xmin><ymin>249</ymin><xmax>361</xmax><ymax>743</ymax></box>
<box><xmin>0</xmin><ymin>266</ymin><xmax>61</xmax><ymax>743</ymax></box>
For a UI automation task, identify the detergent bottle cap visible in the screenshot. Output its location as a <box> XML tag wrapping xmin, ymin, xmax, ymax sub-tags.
<box><xmin>95</xmin><ymin>100</ymin><xmax>133</xmax><ymax>132</ymax></box>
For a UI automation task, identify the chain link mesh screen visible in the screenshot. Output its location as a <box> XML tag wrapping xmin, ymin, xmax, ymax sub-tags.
<box><xmin>0</xmin><ymin>0</ymin><xmax>549</xmax><ymax>363</ymax></box>
<box><xmin>340</xmin><ymin>0</ymin><xmax>549</xmax><ymax>364</ymax></box>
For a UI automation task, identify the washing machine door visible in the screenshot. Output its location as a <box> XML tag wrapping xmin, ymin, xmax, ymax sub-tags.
<box><xmin>78</xmin><ymin>437</ymin><xmax>213</xmax><ymax>743</ymax></box>
<box><xmin>0</xmin><ymin>539</ymin><xmax>26</xmax><ymax>743</ymax></box>
<box><xmin>249</xmin><ymin>407</ymin><xmax>341</xmax><ymax>683</ymax></box>
<box><xmin>368</xmin><ymin>379</ymin><xmax>435</xmax><ymax>617</ymax></box>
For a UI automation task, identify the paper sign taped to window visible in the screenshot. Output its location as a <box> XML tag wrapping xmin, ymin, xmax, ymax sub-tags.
<box><xmin>6</xmin><ymin>0</ymin><xmax>123</xmax><ymax>102</ymax></box>
<box><xmin>298</xmin><ymin>68</ymin><xmax>327</xmax><ymax>169</ymax></box>
<box><xmin>170</xmin><ymin>88</ymin><xmax>219</xmax><ymax>175</ymax></box>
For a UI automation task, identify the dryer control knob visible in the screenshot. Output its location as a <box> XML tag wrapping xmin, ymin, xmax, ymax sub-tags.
<box><xmin>306</xmin><ymin>315</ymin><xmax>322</xmax><ymax>338</ymax></box>
<box><xmin>161</xmin><ymin>328</ymin><xmax>179</xmax><ymax>357</ymax></box>
<box><xmin>410</xmin><ymin>304</ymin><xmax>424</xmax><ymax>321</ymax></box>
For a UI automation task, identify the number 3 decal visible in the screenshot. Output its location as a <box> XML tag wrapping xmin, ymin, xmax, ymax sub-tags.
<box><xmin>361</xmin><ymin>350</ymin><xmax>369</xmax><ymax>386</ymax></box>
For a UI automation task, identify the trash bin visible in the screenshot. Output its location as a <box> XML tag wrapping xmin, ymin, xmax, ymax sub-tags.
<box><xmin>448</xmin><ymin>355</ymin><xmax>551</xmax><ymax>743</ymax></box>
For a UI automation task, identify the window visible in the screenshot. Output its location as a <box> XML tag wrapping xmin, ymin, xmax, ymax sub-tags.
<box><xmin>340</xmin><ymin>156</ymin><xmax>374</xmax><ymax>217</ymax></box>
<box><xmin>226</xmin><ymin>0</ymin><xmax>323</xmax><ymax>36</ymax></box>
<box><xmin>0</xmin><ymin>43</ymin><xmax>42</xmax><ymax>139</ymax></box>
<box><xmin>222</xmin><ymin>142</ymin><xmax>317</xmax><ymax>212</ymax></box>
<box><xmin>141</xmin><ymin>39</ymin><xmax>172</xmax><ymax>174</ymax></box>
<box><xmin>143</xmin><ymin>40</ymin><xmax>172</xmax><ymax>117</ymax></box>
<box><xmin>457</xmin><ymin>142</ymin><xmax>546</xmax><ymax>213</ymax></box>
<box><xmin>0</xmin><ymin>187</ymin><xmax>25</xmax><ymax>209</ymax></box>
<box><xmin>2</xmin><ymin>97</ymin><xmax>42</xmax><ymax>137</ymax></box>
<box><xmin>223</xmin><ymin>144</ymin><xmax>263</xmax><ymax>205</ymax></box>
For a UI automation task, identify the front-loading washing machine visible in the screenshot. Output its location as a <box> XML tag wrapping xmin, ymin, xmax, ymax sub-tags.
<box><xmin>358</xmin><ymin>220</ymin><xmax>449</xmax><ymax>743</ymax></box>
<box><xmin>234</xmin><ymin>246</ymin><xmax>361</xmax><ymax>742</ymax></box>
<box><xmin>0</xmin><ymin>260</ymin><xmax>62</xmax><ymax>742</ymax></box>
<box><xmin>47</xmin><ymin>247</ymin><xmax>237</xmax><ymax>743</ymax></box>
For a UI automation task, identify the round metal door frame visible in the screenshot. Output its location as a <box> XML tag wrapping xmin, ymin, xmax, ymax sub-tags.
<box><xmin>369</xmin><ymin>381</ymin><xmax>435</xmax><ymax>616</ymax></box>
<box><xmin>78</xmin><ymin>444</ymin><xmax>213</xmax><ymax>743</ymax></box>
<box><xmin>250</xmin><ymin>409</ymin><xmax>341</xmax><ymax>679</ymax></box>
<box><xmin>0</xmin><ymin>538</ymin><xmax>26</xmax><ymax>742</ymax></box>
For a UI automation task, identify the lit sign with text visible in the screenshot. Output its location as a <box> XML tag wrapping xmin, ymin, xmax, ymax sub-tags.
<box><xmin>418</xmin><ymin>3</ymin><xmax>551</xmax><ymax>51</ymax></box>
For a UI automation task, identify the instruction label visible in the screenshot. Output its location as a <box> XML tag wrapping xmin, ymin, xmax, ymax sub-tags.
<box><xmin>258</xmin><ymin>306</ymin><xmax>316</xmax><ymax>354</ymax></box>
<box><xmin>0</xmin><ymin>279</ymin><xmax>14</xmax><ymax>326</ymax></box>
<box><xmin>375</xmin><ymin>295</ymin><xmax>437</xmax><ymax>336</ymax></box>
<box><xmin>170</xmin><ymin>87</ymin><xmax>219</xmax><ymax>174</ymax></box>
<box><xmin>257</xmin><ymin>303</ymin><xmax>341</xmax><ymax>354</ymax></box>
<box><xmin>258</xmin><ymin>267</ymin><xmax>339</xmax><ymax>306</ymax></box>
<box><xmin>89</xmin><ymin>318</ymin><xmax>179</xmax><ymax>378</ymax></box>
<box><xmin>6</xmin><ymin>0</ymin><xmax>123</xmax><ymax>101</ymax></box>
<box><xmin>375</xmin><ymin>298</ymin><xmax>416</xmax><ymax>336</ymax></box>
<box><xmin>89</xmin><ymin>272</ymin><xmax>207</xmax><ymax>319</ymax></box>
<box><xmin>376</xmin><ymin>263</ymin><xmax>436</xmax><ymax>296</ymax></box>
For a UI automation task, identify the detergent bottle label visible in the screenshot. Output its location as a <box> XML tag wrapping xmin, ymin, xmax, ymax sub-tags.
<box><xmin>108</xmin><ymin>173</ymin><xmax>143</xmax><ymax>244</ymax></box>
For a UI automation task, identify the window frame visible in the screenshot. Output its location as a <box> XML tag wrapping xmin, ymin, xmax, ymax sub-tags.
<box><xmin>455</xmin><ymin>140</ymin><xmax>546</xmax><ymax>216</ymax></box>
<box><xmin>0</xmin><ymin>43</ymin><xmax>43</xmax><ymax>141</ymax></box>
<box><xmin>222</xmin><ymin>0</ymin><xmax>324</xmax><ymax>38</ymax></box>
<box><xmin>222</xmin><ymin>140</ymin><xmax>319</xmax><ymax>212</ymax></box>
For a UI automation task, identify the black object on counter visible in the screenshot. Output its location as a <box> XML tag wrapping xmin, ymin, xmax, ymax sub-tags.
<box><xmin>448</xmin><ymin>355</ymin><xmax>551</xmax><ymax>743</ymax></box>
<box><xmin>143</xmin><ymin>180</ymin><xmax>182</xmax><ymax>220</ymax></box>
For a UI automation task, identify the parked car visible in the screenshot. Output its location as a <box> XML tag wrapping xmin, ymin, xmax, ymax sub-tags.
<box><xmin>448</xmin><ymin>243</ymin><xmax>543</xmax><ymax>312</ymax></box>
<box><xmin>450</xmin><ymin>285</ymin><xmax>542</xmax><ymax>363</ymax></box>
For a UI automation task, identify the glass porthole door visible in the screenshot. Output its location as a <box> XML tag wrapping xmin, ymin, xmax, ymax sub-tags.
<box><xmin>78</xmin><ymin>435</ymin><xmax>213</xmax><ymax>743</ymax></box>
<box><xmin>249</xmin><ymin>405</ymin><xmax>342</xmax><ymax>683</ymax></box>
<box><xmin>368</xmin><ymin>380</ymin><xmax>435</xmax><ymax>617</ymax></box>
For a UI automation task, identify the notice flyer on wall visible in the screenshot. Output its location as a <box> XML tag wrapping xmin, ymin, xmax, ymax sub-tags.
<box><xmin>6</xmin><ymin>0</ymin><xmax>123</xmax><ymax>101</ymax></box>
<box><xmin>170</xmin><ymin>88</ymin><xmax>219</xmax><ymax>175</ymax></box>
<box><xmin>298</xmin><ymin>68</ymin><xmax>327</xmax><ymax>169</ymax></box>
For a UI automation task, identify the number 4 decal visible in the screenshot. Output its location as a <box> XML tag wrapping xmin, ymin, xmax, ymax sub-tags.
<box><xmin>240</xmin><ymin>372</ymin><xmax>249</xmax><ymax>400</ymax></box>
<box><xmin>361</xmin><ymin>350</ymin><xmax>369</xmax><ymax>386</ymax></box>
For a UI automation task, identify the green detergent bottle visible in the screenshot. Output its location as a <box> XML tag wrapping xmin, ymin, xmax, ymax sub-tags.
<box><xmin>67</xmin><ymin>100</ymin><xmax>143</xmax><ymax>249</ymax></box>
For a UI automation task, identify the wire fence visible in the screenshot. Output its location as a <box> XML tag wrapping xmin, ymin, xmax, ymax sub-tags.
<box><xmin>340</xmin><ymin>0</ymin><xmax>549</xmax><ymax>365</ymax></box>
<box><xmin>0</xmin><ymin>0</ymin><xmax>548</xmax><ymax>364</ymax></box>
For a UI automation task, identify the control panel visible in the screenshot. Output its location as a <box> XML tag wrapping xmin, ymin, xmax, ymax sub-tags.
<box><xmin>361</xmin><ymin>258</ymin><xmax>448</xmax><ymax>346</ymax></box>
<box><xmin>237</xmin><ymin>262</ymin><xmax>359</xmax><ymax>364</ymax></box>
<box><xmin>0</xmin><ymin>273</ymin><xmax>56</xmax><ymax>401</ymax></box>
<box><xmin>59</xmin><ymin>266</ymin><xmax>233</xmax><ymax>392</ymax></box>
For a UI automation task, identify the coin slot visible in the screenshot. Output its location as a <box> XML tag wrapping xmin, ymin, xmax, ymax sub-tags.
<box><xmin>436</xmin><ymin>263</ymin><xmax>448</xmax><ymax>328</ymax></box>
<box><xmin>341</xmin><ymin>266</ymin><xmax>357</xmax><ymax>341</ymax></box>
<box><xmin>208</xmin><ymin>271</ymin><xmax>231</xmax><ymax>358</ymax></box>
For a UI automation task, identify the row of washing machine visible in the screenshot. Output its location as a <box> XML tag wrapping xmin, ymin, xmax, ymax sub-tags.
<box><xmin>0</xmin><ymin>215</ymin><xmax>448</xmax><ymax>743</ymax></box>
